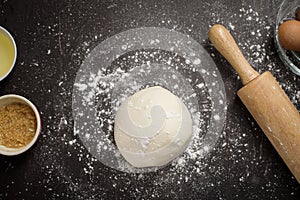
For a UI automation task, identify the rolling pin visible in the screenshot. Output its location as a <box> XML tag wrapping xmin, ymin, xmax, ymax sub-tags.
<box><xmin>208</xmin><ymin>24</ymin><xmax>300</xmax><ymax>183</ymax></box>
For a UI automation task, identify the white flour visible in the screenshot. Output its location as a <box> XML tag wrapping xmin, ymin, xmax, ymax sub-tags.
<box><xmin>26</xmin><ymin>3</ymin><xmax>299</xmax><ymax>199</ymax></box>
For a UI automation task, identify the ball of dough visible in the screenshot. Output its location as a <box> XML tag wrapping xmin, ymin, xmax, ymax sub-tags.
<box><xmin>114</xmin><ymin>86</ymin><xmax>193</xmax><ymax>168</ymax></box>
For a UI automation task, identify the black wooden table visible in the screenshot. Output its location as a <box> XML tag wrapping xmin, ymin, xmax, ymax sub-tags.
<box><xmin>1</xmin><ymin>0</ymin><xmax>299</xmax><ymax>199</ymax></box>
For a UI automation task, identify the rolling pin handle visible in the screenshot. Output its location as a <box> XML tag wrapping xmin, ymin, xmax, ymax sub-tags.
<box><xmin>208</xmin><ymin>24</ymin><xmax>260</xmax><ymax>85</ymax></box>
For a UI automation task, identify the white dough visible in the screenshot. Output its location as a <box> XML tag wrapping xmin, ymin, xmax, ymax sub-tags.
<box><xmin>114</xmin><ymin>86</ymin><xmax>193</xmax><ymax>168</ymax></box>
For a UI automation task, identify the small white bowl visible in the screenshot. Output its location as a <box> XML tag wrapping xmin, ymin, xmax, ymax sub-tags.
<box><xmin>0</xmin><ymin>94</ymin><xmax>41</xmax><ymax>156</ymax></box>
<box><xmin>0</xmin><ymin>26</ymin><xmax>17</xmax><ymax>81</ymax></box>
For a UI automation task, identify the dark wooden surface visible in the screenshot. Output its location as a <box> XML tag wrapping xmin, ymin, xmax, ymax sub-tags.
<box><xmin>0</xmin><ymin>0</ymin><xmax>299</xmax><ymax>199</ymax></box>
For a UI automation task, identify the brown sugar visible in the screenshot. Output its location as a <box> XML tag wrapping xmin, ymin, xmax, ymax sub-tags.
<box><xmin>0</xmin><ymin>103</ymin><xmax>37</xmax><ymax>148</ymax></box>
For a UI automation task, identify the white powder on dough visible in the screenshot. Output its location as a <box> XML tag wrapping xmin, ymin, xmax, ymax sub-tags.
<box><xmin>28</xmin><ymin>3</ymin><xmax>299</xmax><ymax>199</ymax></box>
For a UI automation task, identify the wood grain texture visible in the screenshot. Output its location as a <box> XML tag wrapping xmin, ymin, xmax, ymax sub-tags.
<box><xmin>238</xmin><ymin>72</ymin><xmax>300</xmax><ymax>183</ymax></box>
<box><xmin>209</xmin><ymin>24</ymin><xmax>300</xmax><ymax>183</ymax></box>
<box><xmin>208</xmin><ymin>24</ymin><xmax>259</xmax><ymax>85</ymax></box>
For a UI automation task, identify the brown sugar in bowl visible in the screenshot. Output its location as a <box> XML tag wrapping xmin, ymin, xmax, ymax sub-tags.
<box><xmin>0</xmin><ymin>94</ymin><xmax>41</xmax><ymax>155</ymax></box>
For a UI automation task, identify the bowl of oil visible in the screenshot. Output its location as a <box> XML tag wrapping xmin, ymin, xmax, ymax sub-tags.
<box><xmin>0</xmin><ymin>26</ymin><xmax>17</xmax><ymax>81</ymax></box>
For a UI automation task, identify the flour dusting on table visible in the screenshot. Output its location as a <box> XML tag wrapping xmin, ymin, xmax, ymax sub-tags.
<box><xmin>31</xmin><ymin>3</ymin><xmax>300</xmax><ymax>199</ymax></box>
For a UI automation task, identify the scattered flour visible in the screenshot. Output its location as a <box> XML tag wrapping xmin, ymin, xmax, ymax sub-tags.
<box><xmin>23</xmin><ymin>3</ymin><xmax>300</xmax><ymax>199</ymax></box>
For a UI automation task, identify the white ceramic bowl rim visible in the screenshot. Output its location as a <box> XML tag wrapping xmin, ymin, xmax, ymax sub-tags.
<box><xmin>0</xmin><ymin>94</ymin><xmax>41</xmax><ymax>156</ymax></box>
<box><xmin>0</xmin><ymin>26</ymin><xmax>17</xmax><ymax>81</ymax></box>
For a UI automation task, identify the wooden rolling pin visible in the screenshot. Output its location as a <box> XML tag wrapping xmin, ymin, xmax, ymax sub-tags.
<box><xmin>209</xmin><ymin>24</ymin><xmax>300</xmax><ymax>183</ymax></box>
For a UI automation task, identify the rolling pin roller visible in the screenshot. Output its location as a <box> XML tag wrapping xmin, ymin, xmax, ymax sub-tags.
<box><xmin>208</xmin><ymin>24</ymin><xmax>300</xmax><ymax>183</ymax></box>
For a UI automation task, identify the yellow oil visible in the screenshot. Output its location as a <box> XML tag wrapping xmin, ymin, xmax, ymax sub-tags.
<box><xmin>0</xmin><ymin>32</ymin><xmax>15</xmax><ymax>78</ymax></box>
